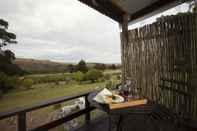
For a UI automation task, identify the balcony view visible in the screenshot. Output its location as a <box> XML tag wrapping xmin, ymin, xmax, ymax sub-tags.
<box><xmin>0</xmin><ymin>0</ymin><xmax>196</xmax><ymax>131</ymax></box>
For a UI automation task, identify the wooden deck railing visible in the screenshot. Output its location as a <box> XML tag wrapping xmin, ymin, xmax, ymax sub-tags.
<box><xmin>0</xmin><ymin>91</ymin><xmax>95</xmax><ymax>131</ymax></box>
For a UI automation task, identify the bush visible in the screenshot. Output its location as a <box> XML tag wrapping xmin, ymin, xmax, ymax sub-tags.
<box><xmin>0</xmin><ymin>72</ymin><xmax>19</xmax><ymax>92</ymax></box>
<box><xmin>94</xmin><ymin>63</ymin><xmax>106</xmax><ymax>70</ymax></box>
<box><xmin>24</xmin><ymin>73</ymin><xmax>71</xmax><ymax>84</ymax></box>
<box><xmin>104</xmin><ymin>74</ymin><xmax>111</xmax><ymax>81</ymax></box>
<box><xmin>0</xmin><ymin>72</ymin><xmax>6</xmax><ymax>94</ymax></box>
<box><xmin>0</xmin><ymin>90</ymin><xmax>2</xmax><ymax>98</ymax></box>
<box><xmin>4</xmin><ymin>76</ymin><xmax>19</xmax><ymax>89</ymax></box>
<box><xmin>72</xmin><ymin>71</ymin><xmax>84</xmax><ymax>83</ymax></box>
<box><xmin>85</xmin><ymin>69</ymin><xmax>103</xmax><ymax>83</ymax></box>
<box><xmin>21</xmin><ymin>78</ymin><xmax>34</xmax><ymax>89</ymax></box>
<box><xmin>67</xmin><ymin>64</ymin><xmax>76</xmax><ymax>73</ymax></box>
<box><xmin>117</xmin><ymin>75</ymin><xmax>121</xmax><ymax>80</ymax></box>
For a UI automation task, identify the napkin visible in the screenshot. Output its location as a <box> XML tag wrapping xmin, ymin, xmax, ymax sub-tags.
<box><xmin>93</xmin><ymin>88</ymin><xmax>112</xmax><ymax>103</ymax></box>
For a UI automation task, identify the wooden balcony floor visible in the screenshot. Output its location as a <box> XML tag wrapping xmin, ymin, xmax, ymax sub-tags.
<box><xmin>73</xmin><ymin>113</ymin><xmax>192</xmax><ymax>131</ymax></box>
<box><xmin>73</xmin><ymin>114</ymin><xmax>109</xmax><ymax>131</ymax></box>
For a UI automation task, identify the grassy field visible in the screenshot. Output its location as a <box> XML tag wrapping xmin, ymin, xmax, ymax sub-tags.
<box><xmin>0</xmin><ymin>82</ymin><xmax>106</xmax><ymax>112</ymax></box>
<box><xmin>0</xmin><ymin>81</ymin><xmax>112</xmax><ymax>131</ymax></box>
<box><xmin>0</xmin><ymin>70</ymin><xmax>120</xmax><ymax>131</ymax></box>
<box><xmin>0</xmin><ymin>70</ymin><xmax>121</xmax><ymax>112</ymax></box>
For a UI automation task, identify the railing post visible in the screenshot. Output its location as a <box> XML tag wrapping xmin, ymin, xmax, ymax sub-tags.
<box><xmin>85</xmin><ymin>95</ymin><xmax>90</xmax><ymax>124</ymax></box>
<box><xmin>17</xmin><ymin>112</ymin><xmax>26</xmax><ymax>131</ymax></box>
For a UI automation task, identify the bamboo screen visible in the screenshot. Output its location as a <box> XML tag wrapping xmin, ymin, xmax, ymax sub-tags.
<box><xmin>121</xmin><ymin>12</ymin><xmax>197</xmax><ymax>120</ymax></box>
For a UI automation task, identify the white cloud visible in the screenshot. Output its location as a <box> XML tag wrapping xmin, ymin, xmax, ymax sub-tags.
<box><xmin>2</xmin><ymin>0</ymin><xmax>188</xmax><ymax>64</ymax></box>
<box><xmin>0</xmin><ymin>0</ymin><xmax>121</xmax><ymax>63</ymax></box>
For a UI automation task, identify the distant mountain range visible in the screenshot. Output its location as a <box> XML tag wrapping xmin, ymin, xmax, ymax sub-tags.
<box><xmin>14</xmin><ymin>58</ymin><xmax>121</xmax><ymax>74</ymax></box>
<box><xmin>14</xmin><ymin>58</ymin><xmax>69</xmax><ymax>74</ymax></box>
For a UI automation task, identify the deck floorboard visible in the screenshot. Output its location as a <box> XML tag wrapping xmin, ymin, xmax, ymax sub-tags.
<box><xmin>73</xmin><ymin>113</ymin><xmax>193</xmax><ymax>131</ymax></box>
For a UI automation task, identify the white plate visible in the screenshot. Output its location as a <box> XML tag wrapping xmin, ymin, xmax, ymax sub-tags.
<box><xmin>103</xmin><ymin>95</ymin><xmax>124</xmax><ymax>103</ymax></box>
<box><xmin>93</xmin><ymin>88</ymin><xmax>112</xmax><ymax>104</ymax></box>
<box><xmin>112</xmin><ymin>95</ymin><xmax>124</xmax><ymax>103</ymax></box>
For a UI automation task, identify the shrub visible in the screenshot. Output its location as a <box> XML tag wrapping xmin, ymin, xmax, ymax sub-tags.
<box><xmin>94</xmin><ymin>63</ymin><xmax>106</xmax><ymax>70</ymax></box>
<box><xmin>117</xmin><ymin>75</ymin><xmax>121</xmax><ymax>80</ymax></box>
<box><xmin>4</xmin><ymin>76</ymin><xmax>19</xmax><ymax>89</ymax></box>
<box><xmin>55</xmin><ymin>81</ymin><xmax>59</xmax><ymax>85</ymax></box>
<box><xmin>24</xmin><ymin>73</ymin><xmax>71</xmax><ymax>84</ymax></box>
<box><xmin>104</xmin><ymin>74</ymin><xmax>111</xmax><ymax>81</ymax></box>
<box><xmin>0</xmin><ymin>72</ymin><xmax>19</xmax><ymax>92</ymax></box>
<box><xmin>0</xmin><ymin>90</ymin><xmax>2</xmax><ymax>98</ymax></box>
<box><xmin>72</xmin><ymin>71</ymin><xmax>84</xmax><ymax>83</ymax></box>
<box><xmin>21</xmin><ymin>78</ymin><xmax>34</xmax><ymax>89</ymax></box>
<box><xmin>0</xmin><ymin>72</ymin><xmax>7</xmax><ymax>90</ymax></box>
<box><xmin>85</xmin><ymin>69</ymin><xmax>103</xmax><ymax>83</ymax></box>
<box><xmin>67</xmin><ymin>64</ymin><xmax>76</xmax><ymax>73</ymax></box>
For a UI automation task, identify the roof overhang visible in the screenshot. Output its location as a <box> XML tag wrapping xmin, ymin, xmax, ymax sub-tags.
<box><xmin>78</xmin><ymin>0</ymin><xmax>125</xmax><ymax>22</ymax></box>
<box><xmin>78</xmin><ymin>0</ymin><xmax>190</xmax><ymax>24</ymax></box>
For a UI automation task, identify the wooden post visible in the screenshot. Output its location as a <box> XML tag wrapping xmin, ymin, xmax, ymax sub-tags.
<box><xmin>17</xmin><ymin>112</ymin><xmax>26</xmax><ymax>131</ymax></box>
<box><xmin>85</xmin><ymin>95</ymin><xmax>90</xmax><ymax>124</ymax></box>
<box><xmin>120</xmin><ymin>14</ymin><xmax>129</xmax><ymax>85</ymax></box>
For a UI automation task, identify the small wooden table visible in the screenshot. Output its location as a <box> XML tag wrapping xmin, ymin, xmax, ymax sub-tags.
<box><xmin>88</xmin><ymin>91</ymin><xmax>154</xmax><ymax>131</ymax></box>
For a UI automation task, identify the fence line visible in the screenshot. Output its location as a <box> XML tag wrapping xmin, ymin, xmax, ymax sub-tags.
<box><xmin>121</xmin><ymin>12</ymin><xmax>197</xmax><ymax>120</ymax></box>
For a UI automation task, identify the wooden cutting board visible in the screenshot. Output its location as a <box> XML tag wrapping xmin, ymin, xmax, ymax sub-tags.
<box><xmin>108</xmin><ymin>99</ymin><xmax>148</xmax><ymax>110</ymax></box>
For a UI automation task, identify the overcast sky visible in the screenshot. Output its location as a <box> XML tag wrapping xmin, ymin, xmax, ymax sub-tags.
<box><xmin>0</xmin><ymin>0</ymin><xmax>190</xmax><ymax>64</ymax></box>
<box><xmin>0</xmin><ymin>0</ymin><xmax>121</xmax><ymax>63</ymax></box>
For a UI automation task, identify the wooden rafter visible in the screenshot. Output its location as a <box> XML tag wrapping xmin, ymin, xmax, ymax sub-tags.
<box><xmin>128</xmin><ymin>0</ymin><xmax>185</xmax><ymax>22</ymax></box>
<box><xmin>78</xmin><ymin>0</ymin><xmax>188</xmax><ymax>24</ymax></box>
<box><xmin>78</xmin><ymin>0</ymin><xmax>126</xmax><ymax>22</ymax></box>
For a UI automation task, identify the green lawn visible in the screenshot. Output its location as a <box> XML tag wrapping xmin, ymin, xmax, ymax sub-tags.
<box><xmin>0</xmin><ymin>82</ymin><xmax>105</xmax><ymax>112</ymax></box>
<box><xmin>0</xmin><ymin>69</ymin><xmax>121</xmax><ymax>112</ymax></box>
<box><xmin>0</xmin><ymin>71</ymin><xmax>121</xmax><ymax>131</ymax></box>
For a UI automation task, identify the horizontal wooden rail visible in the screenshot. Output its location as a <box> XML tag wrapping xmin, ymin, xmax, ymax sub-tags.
<box><xmin>0</xmin><ymin>92</ymin><xmax>91</xmax><ymax>120</ymax></box>
<box><xmin>0</xmin><ymin>91</ymin><xmax>94</xmax><ymax>131</ymax></box>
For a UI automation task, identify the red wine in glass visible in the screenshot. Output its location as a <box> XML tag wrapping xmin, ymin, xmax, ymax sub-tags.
<box><xmin>123</xmin><ymin>90</ymin><xmax>129</xmax><ymax>101</ymax></box>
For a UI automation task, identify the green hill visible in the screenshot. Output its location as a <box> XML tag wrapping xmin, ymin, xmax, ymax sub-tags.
<box><xmin>14</xmin><ymin>58</ymin><xmax>69</xmax><ymax>74</ymax></box>
<box><xmin>14</xmin><ymin>58</ymin><xmax>121</xmax><ymax>74</ymax></box>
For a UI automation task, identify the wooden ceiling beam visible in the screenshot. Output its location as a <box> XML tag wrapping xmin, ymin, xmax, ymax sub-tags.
<box><xmin>79</xmin><ymin>0</ymin><xmax>188</xmax><ymax>24</ymax></box>
<box><xmin>129</xmin><ymin>0</ymin><xmax>185</xmax><ymax>22</ymax></box>
<box><xmin>78</xmin><ymin>0</ymin><xmax>125</xmax><ymax>22</ymax></box>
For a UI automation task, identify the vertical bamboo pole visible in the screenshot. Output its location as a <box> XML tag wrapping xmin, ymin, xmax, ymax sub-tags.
<box><xmin>120</xmin><ymin>14</ymin><xmax>129</xmax><ymax>84</ymax></box>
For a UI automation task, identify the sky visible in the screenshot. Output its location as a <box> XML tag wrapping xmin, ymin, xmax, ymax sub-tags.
<box><xmin>0</xmin><ymin>0</ymin><xmax>190</xmax><ymax>64</ymax></box>
<box><xmin>0</xmin><ymin>0</ymin><xmax>121</xmax><ymax>63</ymax></box>
<box><xmin>129</xmin><ymin>3</ymin><xmax>189</xmax><ymax>30</ymax></box>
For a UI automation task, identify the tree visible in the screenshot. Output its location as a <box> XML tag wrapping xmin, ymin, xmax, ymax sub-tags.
<box><xmin>0</xmin><ymin>19</ymin><xmax>17</xmax><ymax>48</ymax></box>
<box><xmin>85</xmin><ymin>69</ymin><xmax>103</xmax><ymax>83</ymax></box>
<box><xmin>0</xmin><ymin>72</ymin><xmax>8</xmax><ymax>92</ymax></box>
<box><xmin>67</xmin><ymin>64</ymin><xmax>76</xmax><ymax>73</ymax></box>
<box><xmin>72</xmin><ymin>71</ymin><xmax>84</xmax><ymax>83</ymax></box>
<box><xmin>0</xmin><ymin>19</ymin><xmax>22</xmax><ymax>75</ymax></box>
<box><xmin>76</xmin><ymin>60</ymin><xmax>88</xmax><ymax>73</ymax></box>
<box><xmin>94</xmin><ymin>63</ymin><xmax>106</xmax><ymax>70</ymax></box>
<box><xmin>0</xmin><ymin>72</ymin><xmax>19</xmax><ymax>94</ymax></box>
<box><xmin>108</xmin><ymin>64</ymin><xmax>117</xmax><ymax>70</ymax></box>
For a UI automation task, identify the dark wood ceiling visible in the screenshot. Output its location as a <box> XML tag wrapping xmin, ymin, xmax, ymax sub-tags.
<box><xmin>78</xmin><ymin>0</ymin><xmax>125</xmax><ymax>22</ymax></box>
<box><xmin>78</xmin><ymin>0</ymin><xmax>188</xmax><ymax>24</ymax></box>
